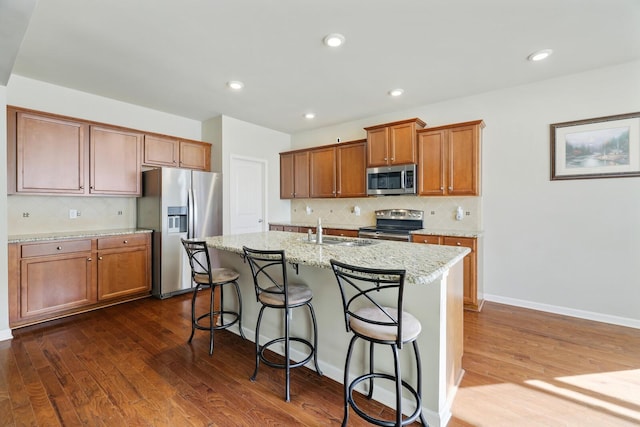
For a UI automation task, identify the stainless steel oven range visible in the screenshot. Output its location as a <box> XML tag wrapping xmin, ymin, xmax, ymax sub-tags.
<box><xmin>358</xmin><ymin>209</ymin><xmax>424</xmax><ymax>241</ymax></box>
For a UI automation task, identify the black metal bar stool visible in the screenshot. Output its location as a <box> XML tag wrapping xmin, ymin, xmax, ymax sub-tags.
<box><xmin>242</xmin><ymin>246</ymin><xmax>322</xmax><ymax>402</ymax></box>
<box><xmin>330</xmin><ymin>259</ymin><xmax>428</xmax><ymax>427</ymax></box>
<box><xmin>182</xmin><ymin>239</ymin><xmax>245</xmax><ymax>355</ymax></box>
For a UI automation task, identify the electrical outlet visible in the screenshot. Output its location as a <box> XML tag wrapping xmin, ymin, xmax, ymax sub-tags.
<box><xmin>22</xmin><ymin>212</ymin><xmax>30</xmax><ymax>218</ymax></box>
<box><xmin>117</xmin><ymin>210</ymin><xmax>123</xmax><ymax>215</ymax></box>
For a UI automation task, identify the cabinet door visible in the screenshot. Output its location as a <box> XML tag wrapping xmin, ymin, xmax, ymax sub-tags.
<box><xmin>280</xmin><ymin>153</ymin><xmax>295</xmax><ymax>199</ymax></box>
<box><xmin>310</xmin><ymin>146</ymin><xmax>336</xmax><ymax>198</ymax></box>
<box><xmin>98</xmin><ymin>246</ymin><xmax>150</xmax><ymax>300</ymax></box>
<box><xmin>389</xmin><ymin>122</ymin><xmax>416</xmax><ymax>165</ymax></box>
<box><xmin>90</xmin><ymin>126</ymin><xmax>142</xmax><ymax>195</ymax></box>
<box><xmin>337</xmin><ymin>141</ymin><xmax>366</xmax><ymax>198</ymax></box>
<box><xmin>418</xmin><ymin>130</ymin><xmax>446</xmax><ymax>196</ymax></box>
<box><xmin>20</xmin><ymin>253</ymin><xmax>95</xmax><ymax>319</ymax></box>
<box><xmin>448</xmin><ymin>125</ymin><xmax>480</xmax><ymax>196</ymax></box>
<box><xmin>143</xmin><ymin>135</ymin><xmax>179</xmax><ymax>167</ymax></box>
<box><xmin>179</xmin><ymin>140</ymin><xmax>211</xmax><ymax>171</ymax></box>
<box><xmin>366</xmin><ymin>127</ymin><xmax>389</xmax><ymax>167</ymax></box>
<box><xmin>293</xmin><ymin>151</ymin><xmax>310</xmax><ymax>198</ymax></box>
<box><xmin>16</xmin><ymin>112</ymin><xmax>88</xmax><ymax>194</ymax></box>
<box><xmin>443</xmin><ymin>237</ymin><xmax>477</xmax><ymax>309</ymax></box>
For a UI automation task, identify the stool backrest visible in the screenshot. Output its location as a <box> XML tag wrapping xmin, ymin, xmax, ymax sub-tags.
<box><xmin>330</xmin><ymin>259</ymin><xmax>407</xmax><ymax>348</ymax></box>
<box><xmin>243</xmin><ymin>246</ymin><xmax>289</xmax><ymax>304</ymax></box>
<box><xmin>181</xmin><ymin>239</ymin><xmax>212</xmax><ymax>283</ymax></box>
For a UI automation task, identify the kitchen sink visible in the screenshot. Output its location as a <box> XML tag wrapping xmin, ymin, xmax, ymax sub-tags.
<box><xmin>301</xmin><ymin>236</ymin><xmax>379</xmax><ymax>246</ymax></box>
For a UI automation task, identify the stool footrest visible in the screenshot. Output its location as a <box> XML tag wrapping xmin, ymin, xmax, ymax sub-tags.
<box><xmin>348</xmin><ymin>373</ymin><xmax>423</xmax><ymax>427</ymax></box>
<box><xmin>258</xmin><ymin>336</ymin><xmax>316</xmax><ymax>370</ymax></box>
<box><xmin>193</xmin><ymin>311</ymin><xmax>241</xmax><ymax>331</ymax></box>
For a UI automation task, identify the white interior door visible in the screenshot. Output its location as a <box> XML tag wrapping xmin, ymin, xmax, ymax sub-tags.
<box><xmin>229</xmin><ymin>156</ymin><xmax>266</xmax><ymax>234</ymax></box>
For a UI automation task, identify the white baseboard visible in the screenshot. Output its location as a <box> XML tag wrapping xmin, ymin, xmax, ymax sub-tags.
<box><xmin>0</xmin><ymin>328</ymin><xmax>13</xmax><ymax>342</ymax></box>
<box><xmin>484</xmin><ymin>294</ymin><xmax>640</xmax><ymax>329</ymax></box>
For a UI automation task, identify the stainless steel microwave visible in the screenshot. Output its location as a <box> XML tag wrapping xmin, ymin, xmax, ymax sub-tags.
<box><xmin>366</xmin><ymin>164</ymin><xmax>417</xmax><ymax>195</ymax></box>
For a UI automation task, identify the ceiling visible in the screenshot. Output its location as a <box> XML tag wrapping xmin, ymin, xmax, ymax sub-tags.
<box><xmin>4</xmin><ymin>0</ymin><xmax>640</xmax><ymax>134</ymax></box>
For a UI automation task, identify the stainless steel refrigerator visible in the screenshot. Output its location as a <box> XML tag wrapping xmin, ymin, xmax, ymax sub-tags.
<box><xmin>137</xmin><ymin>168</ymin><xmax>222</xmax><ymax>298</ymax></box>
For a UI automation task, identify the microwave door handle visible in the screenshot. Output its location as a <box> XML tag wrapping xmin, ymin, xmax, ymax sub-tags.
<box><xmin>400</xmin><ymin>170</ymin><xmax>405</xmax><ymax>189</ymax></box>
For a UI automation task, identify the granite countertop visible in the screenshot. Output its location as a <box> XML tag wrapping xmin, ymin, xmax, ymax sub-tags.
<box><xmin>269</xmin><ymin>221</ymin><xmax>363</xmax><ymax>231</ymax></box>
<box><xmin>8</xmin><ymin>228</ymin><xmax>153</xmax><ymax>244</ymax></box>
<box><xmin>410</xmin><ymin>228</ymin><xmax>483</xmax><ymax>238</ymax></box>
<box><xmin>205</xmin><ymin>231</ymin><xmax>469</xmax><ymax>286</ymax></box>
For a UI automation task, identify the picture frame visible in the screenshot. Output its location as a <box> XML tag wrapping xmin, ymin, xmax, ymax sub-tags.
<box><xmin>550</xmin><ymin>112</ymin><xmax>640</xmax><ymax>180</ymax></box>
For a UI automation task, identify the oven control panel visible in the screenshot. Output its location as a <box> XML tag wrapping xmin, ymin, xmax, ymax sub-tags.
<box><xmin>375</xmin><ymin>209</ymin><xmax>424</xmax><ymax>221</ymax></box>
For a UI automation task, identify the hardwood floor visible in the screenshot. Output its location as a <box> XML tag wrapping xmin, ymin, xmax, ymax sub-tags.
<box><xmin>1</xmin><ymin>295</ymin><xmax>639</xmax><ymax>426</ymax></box>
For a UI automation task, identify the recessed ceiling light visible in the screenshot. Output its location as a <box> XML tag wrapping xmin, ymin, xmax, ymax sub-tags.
<box><xmin>323</xmin><ymin>33</ymin><xmax>345</xmax><ymax>48</ymax></box>
<box><xmin>388</xmin><ymin>88</ymin><xmax>404</xmax><ymax>97</ymax></box>
<box><xmin>527</xmin><ymin>49</ymin><xmax>553</xmax><ymax>62</ymax></box>
<box><xmin>227</xmin><ymin>80</ymin><xmax>244</xmax><ymax>90</ymax></box>
<box><xmin>304</xmin><ymin>112</ymin><xmax>316</xmax><ymax>119</ymax></box>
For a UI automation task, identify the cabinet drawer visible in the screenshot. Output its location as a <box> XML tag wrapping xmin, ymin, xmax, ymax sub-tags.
<box><xmin>21</xmin><ymin>239</ymin><xmax>92</xmax><ymax>258</ymax></box>
<box><xmin>283</xmin><ymin>226</ymin><xmax>299</xmax><ymax>232</ymax></box>
<box><xmin>98</xmin><ymin>234</ymin><xmax>148</xmax><ymax>250</ymax></box>
<box><xmin>443</xmin><ymin>236</ymin><xmax>476</xmax><ymax>251</ymax></box>
<box><xmin>412</xmin><ymin>234</ymin><xmax>442</xmax><ymax>245</ymax></box>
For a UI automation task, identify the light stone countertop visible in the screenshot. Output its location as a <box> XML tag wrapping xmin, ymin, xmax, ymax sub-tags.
<box><xmin>269</xmin><ymin>221</ymin><xmax>482</xmax><ymax>238</ymax></box>
<box><xmin>205</xmin><ymin>231</ymin><xmax>469</xmax><ymax>286</ymax></box>
<box><xmin>8</xmin><ymin>228</ymin><xmax>152</xmax><ymax>244</ymax></box>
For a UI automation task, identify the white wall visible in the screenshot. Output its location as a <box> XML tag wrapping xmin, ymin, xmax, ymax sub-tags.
<box><xmin>0</xmin><ymin>85</ymin><xmax>11</xmax><ymax>340</ymax></box>
<box><xmin>292</xmin><ymin>61</ymin><xmax>640</xmax><ymax>327</ymax></box>
<box><xmin>204</xmin><ymin>115</ymin><xmax>291</xmax><ymax>235</ymax></box>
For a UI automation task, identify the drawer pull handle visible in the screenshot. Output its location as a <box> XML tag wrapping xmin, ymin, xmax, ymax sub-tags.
<box><xmin>56</xmin><ymin>246</ymin><xmax>62</xmax><ymax>250</ymax></box>
<box><xmin>456</xmin><ymin>242</ymin><xmax>461</xmax><ymax>246</ymax></box>
<box><xmin>123</xmin><ymin>240</ymin><xmax>128</xmax><ymax>244</ymax></box>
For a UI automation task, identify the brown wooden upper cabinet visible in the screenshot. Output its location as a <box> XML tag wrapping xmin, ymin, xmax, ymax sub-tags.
<box><xmin>142</xmin><ymin>135</ymin><xmax>211</xmax><ymax>171</ymax></box>
<box><xmin>7</xmin><ymin>107</ymin><xmax>142</xmax><ymax>196</ymax></box>
<box><xmin>309</xmin><ymin>140</ymin><xmax>366</xmax><ymax>198</ymax></box>
<box><xmin>90</xmin><ymin>126</ymin><xmax>142</xmax><ymax>196</ymax></box>
<box><xmin>143</xmin><ymin>134</ymin><xmax>179</xmax><ymax>167</ymax></box>
<box><xmin>365</xmin><ymin>118</ymin><xmax>426</xmax><ymax>167</ymax></box>
<box><xmin>280</xmin><ymin>151</ymin><xmax>310</xmax><ymax>199</ymax></box>
<box><xmin>417</xmin><ymin>120</ymin><xmax>484</xmax><ymax>196</ymax></box>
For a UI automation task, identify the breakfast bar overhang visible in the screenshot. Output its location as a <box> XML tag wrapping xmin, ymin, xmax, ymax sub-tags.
<box><xmin>205</xmin><ymin>231</ymin><xmax>469</xmax><ymax>427</ymax></box>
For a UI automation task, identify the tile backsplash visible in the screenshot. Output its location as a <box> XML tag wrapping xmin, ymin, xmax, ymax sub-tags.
<box><xmin>7</xmin><ymin>195</ymin><xmax>137</xmax><ymax>235</ymax></box>
<box><xmin>291</xmin><ymin>196</ymin><xmax>482</xmax><ymax>231</ymax></box>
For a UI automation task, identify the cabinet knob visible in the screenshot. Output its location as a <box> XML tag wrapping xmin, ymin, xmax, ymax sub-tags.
<box><xmin>456</xmin><ymin>242</ymin><xmax>461</xmax><ymax>246</ymax></box>
<box><xmin>79</xmin><ymin>186</ymin><xmax>84</xmax><ymax>189</ymax></box>
<box><xmin>123</xmin><ymin>240</ymin><xmax>128</xmax><ymax>244</ymax></box>
<box><xmin>391</xmin><ymin>157</ymin><xmax>395</xmax><ymax>161</ymax></box>
<box><xmin>56</xmin><ymin>246</ymin><xmax>62</xmax><ymax>250</ymax></box>
<box><xmin>440</xmin><ymin>187</ymin><xmax>444</xmax><ymax>190</ymax></box>
<box><xmin>87</xmin><ymin>257</ymin><xmax>92</xmax><ymax>261</ymax></box>
<box><xmin>449</xmin><ymin>186</ymin><xmax>453</xmax><ymax>191</ymax></box>
<box><xmin>99</xmin><ymin>256</ymin><xmax>103</xmax><ymax>260</ymax></box>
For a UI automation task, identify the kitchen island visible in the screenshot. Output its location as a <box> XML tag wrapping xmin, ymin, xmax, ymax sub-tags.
<box><xmin>205</xmin><ymin>231</ymin><xmax>469</xmax><ymax>427</ymax></box>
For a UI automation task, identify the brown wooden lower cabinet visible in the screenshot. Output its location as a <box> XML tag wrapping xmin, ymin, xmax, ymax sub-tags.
<box><xmin>269</xmin><ymin>224</ymin><xmax>355</xmax><ymax>236</ymax></box>
<box><xmin>412</xmin><ymin>233</ymin><xmax>482</xmax><ymax>311</ymax></box>
<box><xmin>324</xmin><ymin>228</ymin><xmax>358</xmax><ymax>237</ymax></box>
<box><xmin>8</xmin><ymin>232</ymin><xmax>151</xmax><ymax>328</ymax></box>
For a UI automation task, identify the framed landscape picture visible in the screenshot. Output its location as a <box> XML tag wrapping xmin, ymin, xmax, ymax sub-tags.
<box><xmin>550</xmin><ymin>112</ymin><xmax>640</xmax><ymax>180</ymax></box>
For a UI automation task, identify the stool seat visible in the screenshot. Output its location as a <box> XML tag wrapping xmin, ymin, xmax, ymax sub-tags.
<box><xmin>351</xmin><ymin>307</ymin><xmax>422</xmax><ymax>343</ymax></box>
<box><xmin>194</xmin><ymin>268</ymin><xmax>240</xmax><ymax>285</ymax></box>
<box><xmin>258</xmin><ymin>283</ymin><xmax>313</xmax><ymax>306</ymax></box>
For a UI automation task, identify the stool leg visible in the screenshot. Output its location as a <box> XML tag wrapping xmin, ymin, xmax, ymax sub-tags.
<box><xmin>413</xmin><ymin>340</ymin><xmax>428</xmax><ymax>426</ymax></box>
<box><xmin>306</xmin><ymin>302</ymin><xmax>323</xmax><ymax>375</ymax></box>
<box><xmin>367</xmin><ymin>341</ymin><xmax>374</xmax><ymax>399</ymax></box>
<box><xmin>233</xmin><ymin>281</ymin><xmax>246</xmax><ymax>340</ymax></box>
<box><xmin>219</xmin><ymin>284</ymin><xmax>225</xmax><ymax>330</ymax></box>
<box><xmin>209</xmin><ymin>285</ymin><xmax>215</xmax><ymax>355</ymax></box>
<box><xmin>188</xmin><ymin>284</ymin><xmax>199</xmax><ymax>343</ymax></box>
<box><xmin>343</xmin><ymin>335</ymin><xmax>358</xmax><ymax>427</ymax></box>
<box><xmin>284</xmin><ymin>307</ymin><xmax>291</xmax><ymax>402</ymax></box>
<box><xmin>391</xmin><ymin>344</ymin><xmax>402</xmax><ymax>426</ymax></box>
<box><xmin>250</xmin><ymin>305</ymin><xmax>266</xmax><ymax>382</ymax></box>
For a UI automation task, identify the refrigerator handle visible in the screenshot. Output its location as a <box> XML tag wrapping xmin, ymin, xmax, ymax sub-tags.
<box><xmin>188</xmin><ymin>187</ymin><xmax>195</xmax><ymax>239</ymax></box>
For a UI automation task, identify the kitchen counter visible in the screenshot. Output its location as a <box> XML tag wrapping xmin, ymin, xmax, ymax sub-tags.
<box><xmin>8</xmin><ymin>228</ymin><xmax>152</xmax><ymax>244</ymax></box>
<box><xmin>269</xmin><ymin>221</ymin><xmax>482</xmax><ymax>238</ymax></box>
<box><xmin>206</xmin><ymin>231</ymin><xmax>467</xmax><ymax>426</ymax></box>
